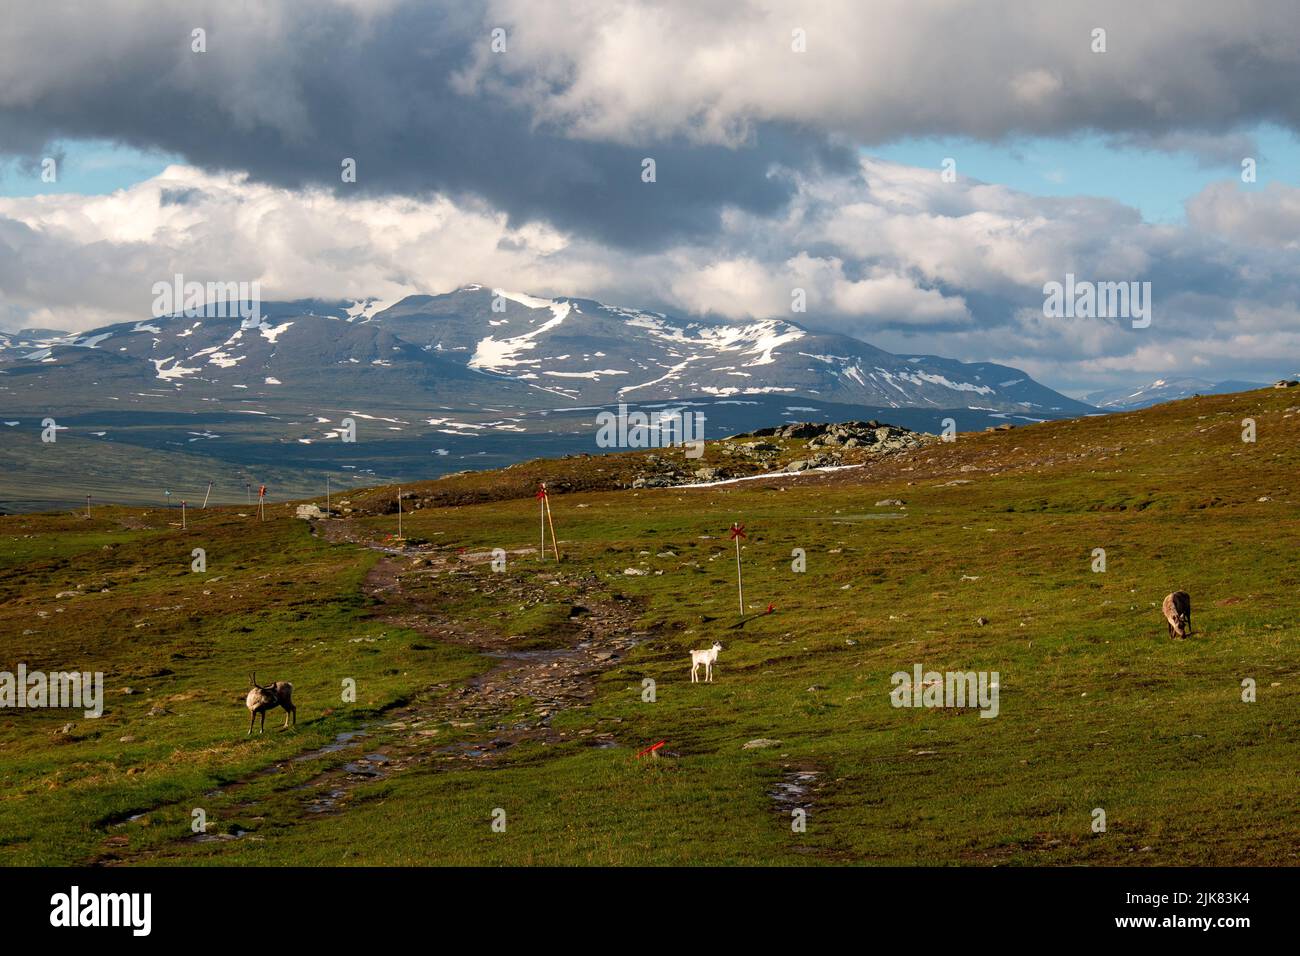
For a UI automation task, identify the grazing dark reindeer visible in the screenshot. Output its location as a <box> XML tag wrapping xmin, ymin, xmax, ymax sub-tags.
<box><xmin>1162</xmin><ymin>591</ymin><xmax>1192</xmax><ymax>639</ymax></box>
<box><xmin>245</xmin><ymin>671</ymin><xmax>296</xmax><ymax>734</ymax></box>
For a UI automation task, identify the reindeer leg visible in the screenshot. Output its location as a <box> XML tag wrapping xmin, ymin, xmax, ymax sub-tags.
<box><xmin>259</xmin><ymin>711</ymin><xmax>266</xmax><ymax>734</ymax></box>
<box><xmin>248</xmin><ymin>711</ymin><xmax>255</xmax><ymax>736</ymax></box>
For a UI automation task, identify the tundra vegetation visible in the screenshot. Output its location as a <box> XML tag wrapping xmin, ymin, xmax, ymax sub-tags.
<box><xmin>0</xmin><ymin>388</ymin><xmax>1296</xmax><ymax>866</ymax></box>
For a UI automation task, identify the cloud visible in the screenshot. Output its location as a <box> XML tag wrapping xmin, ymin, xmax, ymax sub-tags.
<box><xmin>5</xmin><ymin>1</ymin><xmax>1300</xmax><ymax>254</ymax></box>
<box><xmin>0</xmin><ymin>0</ymin><xmax>853</xmax><ymax>249</ymax></box>
<box><xmin>3</xmin><ymin>158</ymin><xmax>1298</xmax><ymax>395</ymax></box>
<box><xmin>1186</xmin><ymin>180</ymin><xmax>1300</xmax><ymax>248</ymax></box>
<box><xmin>464</xmin><ymin>0</ymin><xmax>1300</xmax><ymax>146</ymax></box>
<box><xmin>2</xmin><ymin>2</ymin><xmax>1299</xmax><ymax>392</ymax></box>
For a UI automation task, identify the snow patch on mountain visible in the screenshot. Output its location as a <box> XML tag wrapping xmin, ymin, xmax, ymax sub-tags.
<box><xmin>470</xmin><ymin>296</ymin><xmax>574</xmax><ymax>372</ymax></box>
<box><xmin>152</xmin><ymin>356</ymin><xmax>202</xmax><ymax>381</ymax></box>
<box><xmin>259</xmin><ymin>321</ymin><xmax>293</xmax><ymax>344</ymax></box>
<box><xmin>544</xmin><ymin>369</ymin><xmax>628</xmax><ymax>379</ymax></box>
<box><xmin>901</xmin><ymin>371</ymin><xmax>995</xmax><ymax>395</ymax></box>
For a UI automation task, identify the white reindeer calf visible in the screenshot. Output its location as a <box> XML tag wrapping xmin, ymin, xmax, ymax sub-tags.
<box><xmin>690</xmin><ymin>642</ymin><xmax>723</xmax><ymax>683</ymax></box>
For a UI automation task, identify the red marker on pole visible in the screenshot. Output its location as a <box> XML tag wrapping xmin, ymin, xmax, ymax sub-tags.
<box><xmin>258</xmin><ymin>484</ymin><xmax>267</xmax><ymax>522</ymax></box>
<box><xmin>636</xmin><ymin>740</ymin><xmax>666</xmax><ymax>759</ymax></box>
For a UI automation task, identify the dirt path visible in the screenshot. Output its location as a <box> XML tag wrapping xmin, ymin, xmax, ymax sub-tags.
<box><xmin>91</xmin><ymin>518</ymin><xmax>646</xmax><ymax>863</ymax></box>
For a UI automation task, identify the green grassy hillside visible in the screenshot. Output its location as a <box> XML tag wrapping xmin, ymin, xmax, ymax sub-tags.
<box><xmin>1</xmin><ymin>387</ymin><xmax>1297</xmax><ymax>865</ymax></box>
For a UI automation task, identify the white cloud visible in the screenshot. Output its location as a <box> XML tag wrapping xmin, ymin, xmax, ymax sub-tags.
<box><xmin>461</xmin><ymin>0</ymin><xmax>1300</xmax><ymax>148</ymax></box>
<box><xmin>2</xmin><ymin>156</ymin><xmax>1296</xmax><ymax>394</ymax></box>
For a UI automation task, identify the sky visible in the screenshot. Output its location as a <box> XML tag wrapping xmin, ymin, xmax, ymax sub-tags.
<box><xmin>2</xmin><ymin>0</ymin><xmax>1299</xmax><ymax>398</ymax></box>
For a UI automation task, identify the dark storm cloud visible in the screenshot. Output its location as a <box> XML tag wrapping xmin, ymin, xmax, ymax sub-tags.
<box><xmin>0</xmin><ymin>2</ymin><xmax>853</xmax><ymax>249</ymax></box>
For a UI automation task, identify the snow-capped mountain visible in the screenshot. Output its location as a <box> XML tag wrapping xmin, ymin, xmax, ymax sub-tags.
<box><xmin>1083</xmin><ymin>378</ymin><xmax>1267</xmax><ymax>411</ymax></box>
<box><xmin>0</xmin><ymin>287</ymin><xmax>1101</xmax><ymax>508</ymax></box>
<box><xmin>303</xmin><ymin>286</ymin><xmax>1092</xmax><ymax>413</ymax></box>
<box><xmin>0</xmin><ymin>287</ymin><xmax>1088</xmax><ymax>415</ymax></box>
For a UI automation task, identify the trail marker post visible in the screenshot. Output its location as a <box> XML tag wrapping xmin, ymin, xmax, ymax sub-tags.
<box><xmin>181</xmin><ymin>500</ymin><xmax>187</xmax><ymax>530</ymax></box>
<box><xmin>537</xmin><ymin>485</ymin><xmax>546</xmax><ymax>558</ymax></box>
<box><xmin>85</xmin><ymin>494</ymin><xmax>90</xmax><ymax>519</ymax></box>
<box><xmin>397</xmin><ymin>486</ymin><xmax>402</xmax><ymax>538</ymax></box>
<box><xmin>258</xmin><ymin>484</ymin><xmax>266</xmax><ymax>521</ymax></box>
<box><xmin>537</xmin><ymin>483</ymin><xmax>559</xmax><ymax>559</ymax></box>
<box><xmin>730</xmin><ymin>523</ymin><xmax>746</xmax><ymax>614</ymax></box>
<box><xmin>201</xmin><ymin>481</ymin><xmax>213</xmax><ymax>509</ymax></box>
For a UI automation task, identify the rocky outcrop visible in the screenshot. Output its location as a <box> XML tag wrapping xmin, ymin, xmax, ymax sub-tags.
<box><xmin>626</xmin><ymin>420</ymin><xmax>933</xmax><ymax>486</ymax></box>
<box><xmin>739</xmin><ymin>419</ymin><xmax>929</xmax><ymax>453</ymax></box>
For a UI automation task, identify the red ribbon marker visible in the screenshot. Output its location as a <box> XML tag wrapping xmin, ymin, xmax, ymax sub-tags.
<box><xmin>766</xmin><ymin>602</ymin><xmax>775</xmax><ymax>615</ymax></box>
<box><xmin>636</xmin><ymin>740</ymin><xmax>666</xmax><ymax>758</ymax></box>
<box><xmin>730</xmin><ymin>523</ymin><xmax>746</xmax><ymax>540</ymax></box>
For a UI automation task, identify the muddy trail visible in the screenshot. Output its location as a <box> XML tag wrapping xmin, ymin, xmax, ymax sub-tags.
<box><xmin>90</xmin><ymin>518</ymin><xmax>648</xmax><ymax>864</ymax></box>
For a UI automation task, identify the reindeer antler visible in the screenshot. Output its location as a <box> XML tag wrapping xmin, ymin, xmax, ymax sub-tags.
<box><xmin>250</xmin><ymin>671</ymin><xmax>257</xmax><ymax>688</ymax></box>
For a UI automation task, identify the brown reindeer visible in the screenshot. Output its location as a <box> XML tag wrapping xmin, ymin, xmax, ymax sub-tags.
<box><xmin>245</xmin><ymin>671</ymin><xmax>296</xmax><ymax>734</ymax></box>
<box><xmin>1162</xmin><ymin>591</ymin><xmax>1192</xmax><ymax>639</ymax></box>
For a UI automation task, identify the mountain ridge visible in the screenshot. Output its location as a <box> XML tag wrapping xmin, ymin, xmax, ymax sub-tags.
<box><xmin>1</xmin><ymin>286</ymin><xmax>1091</xmax><ymax>416</ymax></box>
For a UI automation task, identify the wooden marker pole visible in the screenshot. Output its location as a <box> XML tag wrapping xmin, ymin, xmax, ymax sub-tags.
<box><xmin>543</xmin><ymin>485</ymin><xmax>560</xmax><ymax>560</ymax></box>
<box><xmin>537</xmin><ymin>485</ymin><xmax>547</xmax><ymax>559</ymax></box>
<box><xmin>201</xmin><ymin>481</ymin><xmax>213</xmax><ymax>509</ymax></box>
<box><xmin>536</xmin><ymin>484</ymin><xmax>558</xmax><ymax>559</ymax></box>
<box><xmin>397</xmin><ymin>486</ymin><xmax>403</xmax><ymax>538</ymax></box>
<box><xmin>181</xmin><ymin>500</ymin><xmax>187</xmax><ymax>530</ymax></box>
<box><xmin>326</xmin><ymin>475</ymin><xmax>331</xmax><ymax>517</ymax></box>
<box><xmin>85</xmin><ymin>494</ymin><xmax>91</xmax><ymax>519</ymax></box>
<box><xmin>730</xmin><ymin>523</ymin><xmax>746</xmax><ymax>614</ymax></box>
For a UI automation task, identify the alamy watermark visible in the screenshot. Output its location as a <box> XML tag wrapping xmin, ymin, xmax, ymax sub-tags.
<box><xmin>1</xmin><ymin>664</ymin><xmax>103</xmax><ymax>718</ymax></box>
<box><xmin>151</xmin><ymin>273</ymin><xmax>262</xmax><ymax>325</ymax></box>
<box><xmin>1043</xmin><ymin>273</ymin><xmax>1151</xmax><ymax>329</ymax></box>
<box><xmin>50</xmin><ymin>886</ymin><xmax>150</xmax><ymax>936</ymax></box>
<box><xmin>595</xmin><ymin>402</ymin><xmax>705</xmax><ymax>458</ymax></box>
<box><xmin>890</xmin><ymin>664</ymin><xmax>999</xmax><ymax>718</ymax></box>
